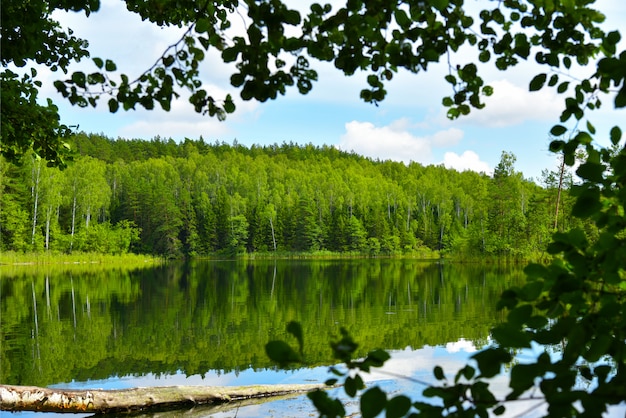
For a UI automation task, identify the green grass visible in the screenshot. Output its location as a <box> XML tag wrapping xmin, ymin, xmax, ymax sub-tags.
<box><xmin>0</xmin><ymin>251</ymin><xmax>160</xmax><ymax>266</ymax></box>
<box><xmin>197</xmin><ymin>247</ymin><xmax>441</xmax><ymax>260</ymax></box>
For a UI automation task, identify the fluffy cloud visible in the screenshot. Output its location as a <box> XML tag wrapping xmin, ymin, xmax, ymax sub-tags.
<box><xmin>460</xmin><ymin>79</ymin><xmax>562</xmax><ymax>127</ymax></box>
<box><xmin>338</xmin><ymin>120</ymin><xmax>463</xmax><ymax>165</ymax></box>
<box><xmin>442</xmin><ymin>150</ymin><xmax>492</xmax><ymax>174</ymax></box>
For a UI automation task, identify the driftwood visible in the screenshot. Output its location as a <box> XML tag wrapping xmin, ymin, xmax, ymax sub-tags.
<box><xmin>0</xmin><ymin>383</ymin><xmax>328</xmax><ymax>414</ymax></box>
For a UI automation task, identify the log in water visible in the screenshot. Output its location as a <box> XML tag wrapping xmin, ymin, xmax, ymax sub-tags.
<box><xmin>0</xmin><ymin>383</ymin><xmax>328</xmax><ymax>414</ymax></box>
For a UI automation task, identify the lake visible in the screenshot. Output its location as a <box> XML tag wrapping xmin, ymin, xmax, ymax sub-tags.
<box><xmin>1</xmin><ymin>259</ymin><xmax>530</xmax><ymax>416</ymax></box>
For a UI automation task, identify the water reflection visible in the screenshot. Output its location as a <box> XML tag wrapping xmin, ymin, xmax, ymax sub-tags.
<box><xmin>1</xmin><ymin>259</ymin><xmax>525</xmax><ymax>388</ymax></box>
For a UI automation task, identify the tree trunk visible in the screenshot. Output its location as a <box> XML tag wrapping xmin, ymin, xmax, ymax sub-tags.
<box><xmin>44</xmin><ymin>207</ymin><xmax>51</xmax><ymax>251</ymax></box>
<box><xmin>0</xmin><ymin>383</ymin><xmax>328</xmax><ymax>414</ymax></box>
<box><xmin>31</xmin><ymin>160</ymin><xmax>41</xmax><ymax>245</ymax></box>
<box><xmin>269</xmin><ymin>216</ymin><xmax>277</xmax><ymax>251</ymax></box>
<box><xmin>554</xmin><ymin>157</ymin><xmax>566</xmax><ymax>231</ymax></box>
<box><xmin>70</xmin><ymin>194</ymin><xmax>77</xmax><ymax>253</ymax></box>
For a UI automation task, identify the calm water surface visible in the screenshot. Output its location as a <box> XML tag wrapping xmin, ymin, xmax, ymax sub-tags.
<box><xmin>1</xmin><ymin>259</ymin><xmax>528</xmax><ymax>416</ymax></box>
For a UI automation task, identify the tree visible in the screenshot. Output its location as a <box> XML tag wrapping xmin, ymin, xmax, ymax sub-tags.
<box><xmin>63</xmin><ymin>157</ymin><xmax>111</xmax><ymax>252</ymax></box>
<box><xmin>0</xmin><ymin>158</ymin><xmax>30</xmax><ymax>252</ymax></box>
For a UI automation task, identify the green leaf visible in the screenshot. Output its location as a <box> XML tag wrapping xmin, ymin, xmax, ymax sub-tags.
<box><xmin>548</xmin><ymin>74</ymin><xmax>559</xmax><ymax>87</ymax></box>
<box><xmin>430</xmin><ymin>0</ymin><xmax>449</xmax><ymax>11</ymax></box>
<box><xmin>526</xmin><ymin>315</ymin><xmax>548</xmax><ymax>329</ymax></box>
<box><xmin>265</xmin><ymin>340</ymin><xmax>300</xmax><ymax>365</ymax></box>
<box><xmin>491</xmin><ymin>324</ymin><xmax>531</xmax><ymax>348</ymax></box>
<box><xmin>71</xmin><ymin>71</ymin><xmax>86</xmax><ymax>88</ymax></box>
<box><xmin>345</xmin><ymin>374</ymin><xmax>364</xmax><ymax>397</ymax></box>
<box><xmin>105</xmin><ymin>59</ymin><xmax>117</xmax><ymax>72</ymax></box>
<box><xmin>549</xmin><ymin>140</ymin><xmax>565</xmax><ymax>152</ymax></box>
<box><xmin>361</xmin><ymin>387</ymin><xmax>386</xmax><ymax>418</ymax></box>
<box><xmin>510</xmin><ymin>363</ymin><xmax>542</xmax><ymax>393</ymax></box>
<box><xmin>575</xmin><ymin>131</ymin><xmax>593</xmax><ymax>145</ymax></box>
<box><xmin>518</xmin><ymin>280</ymin><xmax>543</xmax><ymax>301</ymax></box>
<box><xmin>108</xmin><ymin>98</ymin><xmax>119</xmax><ymax>113</ymax></box>
<box><xmin>472</xmin><ymin>348</ymin><xmax>511</xmax><ymax>378</ymax></box>
<box><xmin>93</xmin><ymin>57</ymin><xmax>104</xmax><ymax>69</ymax></box>
<box><xmin>550</xmin><ymin>124</ymin><xmax>568</xmax><ymax>136</ymax></box>
<box><xmin>308</xmin><ymin>389</ymin><xmax>346</xmax><ymax>417</ymax></box>
<box><xmin>223</xmin><ymin>95</ymin><xmax>236</xmax><ymax>113</ymax></box>
<box><xmin>610</xmin><ymin>126</ymin><xmax>622</xmax><ymax>145</ymax></box>
<box><xmin>507</xmin><ymin>304</ymin><xmax>532</xmax><ymax>326</ymax></box>
<box><xmin>529</xmin><ymin>73</ymin><xmax>547</xmax><ymax>91</ymax></box>
<box><xmin>385</xmin><ymin>395</ymin><xmax>411</xmax><ymax>418</ymax></box>
<box><xmin>434</xmin><ymin>366</ymin><xmax>445</xmax><ymax>380</ymax></box>
<box><xmin>195</xmin><ymin>18</ymin><xmax>210</xmax><ymax>33</ymax></box>
<box><xmin>572</xmin><ymin>188</ymin><xmax>602</xmax><ymax>217</ymax></box>
<box><xmin>366</xmin><ymin>349</ymin><xmax>390</xmax><ymax>367</ymax></box>
<box><xmin>455</xmin><ymin>365</ymin><xmax>475</xmax><ymax>383</ymax></box>
<box><xmin>162</xmin><ymin>55</ymin><xmax>175</xmax><ymax>67</ymax></box>
<box><xmin>586</xmin><ymin>334</ymin><xmax>612</xmax><ymax>362</ymax></box>
<box><xmin>586</xmin><ymin>120</ymin><xmax>596</xmax><ymax>134</ymax></box>
<box><xmin>523</xmin><ymin>263</ymin><xmax>547</xmax><ymax>279</ymax></box>
<box><xmin>222</xmin><ymin>47</ymin><xmax>239</xmax><ymax>63</ymax></box>
<box><xmin>576</xmin><ymin>162</ymin><xmax>605</xmax><ymax>182</ymax></box>
<box><xmin>394</xmin><ymin>9</ymin><xmax>411</xmax><ymax>28</ymax></box>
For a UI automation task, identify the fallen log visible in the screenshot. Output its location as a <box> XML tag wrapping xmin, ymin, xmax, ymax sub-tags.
<box><xmin>0</xmin><ymin>383</ymin><xmax>328</xmax><ymax>414</ymax></box>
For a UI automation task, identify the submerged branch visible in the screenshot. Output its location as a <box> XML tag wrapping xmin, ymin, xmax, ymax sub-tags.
<box><xmin>0</xmin><ymin>383</ymin><xmax>328</xmax><ymax>414</ymax></box>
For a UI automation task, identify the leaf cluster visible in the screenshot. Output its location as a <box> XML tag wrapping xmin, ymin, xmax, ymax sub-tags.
<box><xmin>4</xmin><ymin>0</ymin><xmax>626</xmax><ymax>168</ymax></box>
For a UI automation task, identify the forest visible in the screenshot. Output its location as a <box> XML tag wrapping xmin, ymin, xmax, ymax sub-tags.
<box><xmin>0</xmin><ymin>133</ymin><xmax>586</xmax><ymax>259</ymax></box>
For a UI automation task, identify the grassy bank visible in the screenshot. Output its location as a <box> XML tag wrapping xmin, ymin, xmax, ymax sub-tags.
<box><xmin>0</xmin><ymin>251</ymin><xmax>160</xmax><ymax>267</ymax></box>
<box><xmin>198</xmin><ymin>247</ymin><xmax>441</xmax><ymax>260</ymax></box>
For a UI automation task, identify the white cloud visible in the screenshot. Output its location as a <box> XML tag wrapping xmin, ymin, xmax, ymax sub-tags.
<box><xmin>445</xmin><ymin>338</ymin><xmax>478</xmax><ymax>353</ymax></box>
<box><xmin>460</xmin><ymin>79</ymin><xmax>562</xmax><ymax>128</ymax></box>
<box><xmin>442</xmin><ymin>150</ymin><xmax>492</xmax><ymax>174</ymax></box>
<box><xmin>338</xmin><ymin>120</ymin><xmax>464</xmax><ymax>165</ymax></box>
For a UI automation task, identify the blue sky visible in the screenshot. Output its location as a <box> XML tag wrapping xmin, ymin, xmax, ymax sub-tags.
<box><xmin>38</xmin><ymin>0</ymin><xmax>626</xmax><ymax>181</ymax></box>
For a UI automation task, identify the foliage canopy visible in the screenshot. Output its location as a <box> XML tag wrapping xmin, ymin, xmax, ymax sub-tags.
<box><xmin>2</xmin><ymin>0</ymin><xmax>625</xmax><ymax>165</ymax></box>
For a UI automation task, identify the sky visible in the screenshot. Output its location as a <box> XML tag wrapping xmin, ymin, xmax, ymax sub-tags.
<box><xmin>36</xmin><ymin>0</ymin><xmax>626</xmax><ymax>181</ymax></box>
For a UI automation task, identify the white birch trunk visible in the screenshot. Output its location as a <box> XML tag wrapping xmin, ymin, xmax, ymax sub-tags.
<box><xmin>31</xmin><ymin>161</ymin><xmax>41</xmax><ymax>245</ymax></box>
<box><xmin>0</xmin><ymin>383</ymin><xmax>328</xmax><ymax>414</ymax></box>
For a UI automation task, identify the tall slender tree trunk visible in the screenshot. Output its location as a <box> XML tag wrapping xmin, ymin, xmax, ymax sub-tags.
<box><xmin>554</xmin><ymin>157</ymin><xmax>566</xmax><ymax>231</ymax></box>
<box><xmin>45</xmin><ymin>207</ymin><xmax>52</xmax><ymax>251</ymax></box>
<box><xmin>31</xmin><ymin>161</ymin><xmax>41</xmax><ymax>245</ymax></box>
<box><xmin>70</xmin><ymin>195</ymin><xmax>77</xmax><ymax>253</ymax></box>
<box><xmin>85</xmin><ymin>205</ymin><xmax>91</xmax><ymax>229</ymax></box>
<box><xmin>269</xmin><ymin>217</ymin><xmax>277</xmax><ymax>251</ymax></box>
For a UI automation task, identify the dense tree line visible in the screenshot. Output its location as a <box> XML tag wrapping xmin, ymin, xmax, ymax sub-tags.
<box><xmin>0</xmin><ymin>134</ymin><xmax>586</xmax><ymax>259</ymax></box>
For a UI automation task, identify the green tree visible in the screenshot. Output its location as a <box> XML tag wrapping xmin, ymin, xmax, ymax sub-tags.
<box><xmin>38</xmin><ymin>164</ymin><xmax>65</xmax><ymax>251</ymax></box>
<box><xmin>486</xmin><ymin>152</ymin><xmax>528</xmax><ymax>257</ymax></box>
<box><xmin>63</xmin><ymin>157</ymin><xmax>110</xmax><ymax>251</ymax></box>
<box><xmin>0</xmin><ymin>158</ymin><xmax>30</xmax><ymax>252</ymax></box>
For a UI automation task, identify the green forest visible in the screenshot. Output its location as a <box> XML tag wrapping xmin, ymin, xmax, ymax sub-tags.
<box><xmin>1</xmin><ymin>133</ymin><xmax>587</xmax><ymax>260</ymax></box>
